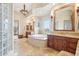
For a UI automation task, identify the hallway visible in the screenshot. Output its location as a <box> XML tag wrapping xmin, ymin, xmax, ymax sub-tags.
<box><xmin>17</xmin><ymin>38</ymin><xmax>59</xmax><ymax>56</ymax></box>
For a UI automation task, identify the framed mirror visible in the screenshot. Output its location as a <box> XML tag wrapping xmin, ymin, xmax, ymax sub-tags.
<box><xmin>54</xmin><ymin>4</ymin><xmax>75</xmax><ymax>31</ymax></box>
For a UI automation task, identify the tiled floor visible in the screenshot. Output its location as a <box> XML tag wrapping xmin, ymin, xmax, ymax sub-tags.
<box><xmin>16</xmin><ymin>38</ymin><xmax>59</xmax><ymax>56</ymax></box>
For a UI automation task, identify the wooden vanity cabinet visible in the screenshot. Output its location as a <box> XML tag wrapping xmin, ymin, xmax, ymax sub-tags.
<box><xmin>53</xmin><ymin>35</ymin><xmax>67</xmax><ymax>51</ymax></box>
<box><xmin>66</xmin><ymin>38</ymin><xmax>78</xmax><ymax>54</ymax></box>
<box><xmin>47</xmin><ymin>35</ymin><xmax>79</xmax><ymax>54</ymax></box>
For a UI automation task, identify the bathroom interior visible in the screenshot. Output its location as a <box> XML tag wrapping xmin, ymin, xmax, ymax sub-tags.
<box><xmin>0</xmin><ymin>3</ymin><xmax>79</xmax><ymax>56</ymax></box>
<box><xmin>13</xmin><ymin>3</ymin><xmax>79</xmax><ymax>56</ymax></box>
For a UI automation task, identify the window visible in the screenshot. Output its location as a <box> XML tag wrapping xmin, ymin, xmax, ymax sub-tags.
<box><xmin>44</xmin><ymin>19</ymin><xmax>51</xmax><ymax>33</ymax></box>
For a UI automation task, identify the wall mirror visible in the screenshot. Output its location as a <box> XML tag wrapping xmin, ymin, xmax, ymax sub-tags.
<box><xmin>54</xmin><ymin>4</ymin><xmax>75</xmax><ymax>31</ymax></box>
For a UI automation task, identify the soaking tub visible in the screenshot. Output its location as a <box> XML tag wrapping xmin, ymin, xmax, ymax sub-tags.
<box><xmin>28</xmin><ymin>34</ymin><xmax>47</xmax><ymax>48</ymax></box>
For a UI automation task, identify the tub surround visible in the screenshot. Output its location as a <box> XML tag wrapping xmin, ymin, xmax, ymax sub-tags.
<box><xmin>28</xmin><ymin>38</ymin><xmax>47</xmax><ymax>48</ymax></box>
<box><xmin>28</xmin><ymin>34</ymin><xmax>47</xmax><ymax>40</ymax></box>
<box><xmin>27</xmin><ymin>34</ymin><xmax>47</xmax><ymax>48</ymax></box>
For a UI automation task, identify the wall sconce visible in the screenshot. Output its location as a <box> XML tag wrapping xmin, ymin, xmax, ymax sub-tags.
<box><xmin>51</xmin><ymin>16</ymin><xmax>53</xmax><ymax>19</ymax></box>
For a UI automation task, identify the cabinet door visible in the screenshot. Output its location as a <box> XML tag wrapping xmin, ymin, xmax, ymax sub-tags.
<box><xmin>55</xmin><ymin>36</ymin><xmax>64</xmax><ymax>51</ymax></box>
<box><xmin>62</xmin><ymin>39</ymin><xmax>67</xmax><ymax>51</ymax></box>
<box><xmin>66</xmin><ymin>38</ymin><xmax>78</xmax><ymax>54</ymax></box>
<box><xmin>53</xmin><ymin>38</ymin><xmax>58</xmax><ymax>50</ymax></box>
<box><xmin>53</xmin><ymin>36</ymin><xmax>66</xmax><ymax>51</ymax></box>
<box><xmin>47</xmin><ymin>35</ymin><xmax>54</xmax><ymax>48</ymax></box>
<box><xmin>57</xmin><ymin>39</ymin><xmax>63</xmax><ymax>51</ymax></box>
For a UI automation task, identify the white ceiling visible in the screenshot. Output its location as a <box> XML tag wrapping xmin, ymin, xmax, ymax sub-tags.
<box><xmin>14</xmin><ymin>3</ymin><xmax>48</xmax><ymax>12</ymax></box>
<box><xmin>32</xmin><ymin>4</ymin><xmax>55</xmax><ymax>16</ymax></box>
<box><xmin>14</xmin><ymin>3</ymin><xmax>64</xmax><ymax>17</ymax></box>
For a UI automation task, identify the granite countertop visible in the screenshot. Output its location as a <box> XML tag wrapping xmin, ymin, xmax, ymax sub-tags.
<box><xmin>48</xmin><ymin>33</ymin><xmax>79</xmax><ymax>39</ymax></box>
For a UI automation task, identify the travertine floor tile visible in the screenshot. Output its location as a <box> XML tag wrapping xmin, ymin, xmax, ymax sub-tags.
<box><xmin>16</xmin><ymin>38</ymin><xmax>59</xmax><ymax>56</ymax></box>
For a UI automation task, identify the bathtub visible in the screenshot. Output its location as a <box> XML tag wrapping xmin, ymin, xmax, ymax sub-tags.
<box><xmin>28</xmin><ymin>34</ymin><xmax>47</xmax><ymax>48</ymax></box>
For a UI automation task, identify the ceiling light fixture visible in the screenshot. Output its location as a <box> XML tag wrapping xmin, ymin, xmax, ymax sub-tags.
<box><xmin>20</xmin><ymin>4</ymin><xmax>28</xmax><ymax>15</ymax></box>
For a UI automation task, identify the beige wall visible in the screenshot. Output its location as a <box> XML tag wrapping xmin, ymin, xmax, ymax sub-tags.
<box><xmin>14</xmin><ymin>11</ymin><xmax>25</xmax><ymax>35</ymax></box>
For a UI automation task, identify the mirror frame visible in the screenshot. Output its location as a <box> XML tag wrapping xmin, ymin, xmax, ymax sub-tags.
<box><xmin>53</xmin><ymin>4</ymin><xmax>75</xmax><ymax>31</ymax></box>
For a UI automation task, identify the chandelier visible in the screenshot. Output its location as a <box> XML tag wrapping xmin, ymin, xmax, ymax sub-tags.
<box><xmin>20</xmin><ymin>4</ymin><xmax>28</xmax><ymax>15</ymax></box>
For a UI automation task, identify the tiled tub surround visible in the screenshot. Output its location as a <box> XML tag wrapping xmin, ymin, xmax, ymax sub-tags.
<box><xmin>28</xmin><ymin>34</ymin><xmax>47</xmax><ymax>48</ymax></box>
